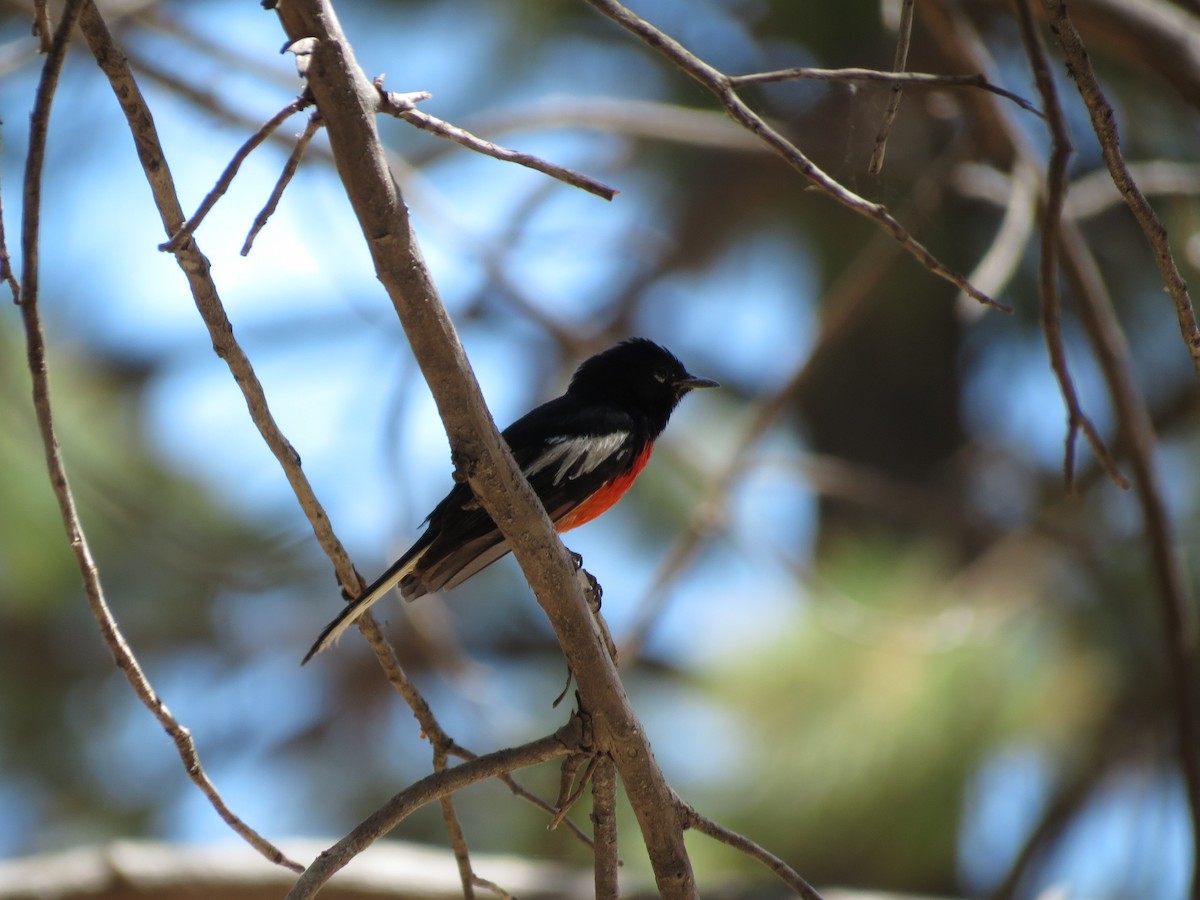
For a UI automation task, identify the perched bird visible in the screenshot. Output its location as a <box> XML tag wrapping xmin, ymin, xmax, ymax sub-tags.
<box><xmin>303</xmin><ymin>338</ymin><xmax>717</xmax><ymax>663</ymax></box>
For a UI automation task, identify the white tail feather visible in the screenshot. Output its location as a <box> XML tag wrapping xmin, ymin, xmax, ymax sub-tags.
<box><xmin>301</xmin><ymin>551</ymin><xmax>423</xmax><ymax>664</ymax></box>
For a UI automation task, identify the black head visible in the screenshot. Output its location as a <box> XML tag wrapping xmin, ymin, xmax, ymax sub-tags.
<box><xmin>566</xmin><ymin>338</ymin><xmax>718</xmax><ymax>436</ymax></box>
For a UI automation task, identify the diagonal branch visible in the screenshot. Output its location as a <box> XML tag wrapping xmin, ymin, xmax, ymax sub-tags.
<box><xmin>677</xmin><ymin>795</ymin><xmax>824</xmax><ymax>900</ymax></box>
<box><xmin>375</xmin><ymin>81</ymin><xmax>619</xmax><ymax>201</ymax></box>
<box><xmin>1042</xmin><ymin>0</ymin><xmax>1200</xmax><ymax>379</ymax></box>
<box><xmin>1013</xmin><ymin>0</ymin><xmax>1128</xmax><ymax>492</ymax></box>
<box><xmin>15</xmin><ymin>0</ymin><xmax>300</xmax><ymax>876</ymax></box>
<box><xmin>160</xmin><ymin>94</ymin><xmax>312</xmax><ymax>251</ymax></box>
<box><xmin>242</xmin><ymin>109</ymin><xmax>323</xmax><ymax>255</ymax></box>
<box><xmin>286</xmin><ymin>728</ymin><xmax>580</xmax><ymax>898</ymax></box>
<box><xmin>1058</xmin><ymin>222</ymin><xmax>1200</xmax><ymax>899</ymax></box>
<box><xmin>868</xmin><ymin>0</ymin><xmax>916</xmax><ymax>174</ymax></box>
<box><xmin>79</xmin><ymin>4</ymin><xmax>601</xmax><ymax>871</ymax></box>
<box><xmin>270</xmin><ymin>3</ymin><xmax>701</xmax><ymax>896</ymax></box>
<box><xmin>582</xmin><ymin>0</ymin><xmax>1009</xmax><ymax>312</ymax></box>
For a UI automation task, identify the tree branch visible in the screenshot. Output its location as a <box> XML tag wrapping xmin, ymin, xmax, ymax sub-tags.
<box><xmin>678</xmin><ymin>796</ymin><xmax>825</xmax><ymax>900</ymax></box>
<box><xmin>1058</xmin><ymin>222</ymin><xmax>1200</xmax><ymax>898</ymax></box>
<box><xmin>1013</xmin><ymin>0</ymin><xmax>1128</xmax><ymax>491</ymax></box>
<box><xmin>15</xmin><ymin>0</ymin><xmax>301</xmax><ymax>876</ymax></box>
<box><xmin>270</xmin><ymin>2</ymin><xmax>700</xmax><ymax>896</ymax></box>
<box><xmin>242</xmin><ymin>109</ymin><xmax>323</xmax><ymax>255</ymax></box>
<box><xmin>160</xmin><ymin>94</ymin><xmax>312</xmax><ymax>251</ymax></box>
<box><xmin>1042</xmin><ymin>0</ymin><xmax>1200</xmax><ymax>379</ymax></box>
<box><xmin>728</xmin><ymin>66</ymin><xmax>1041</xmax><ymax>115</ymax></box>
<box><xmin>286</xmin><ymin>729</ymin><xmax>579</xmax><ymax>898</ymax></box>
<box><xmin>374</xmin><ymin>81</ymin><xmax>619</xmax><ymax>201</ymax></box>
<box><xmin>924</xmin><ymin>6</ymin><xmax>1200</xmax><ymax>885</ymax></box>
<box><xmin>582</xmin><ymin>0</ymin><xmax>1009</xmax><ymax>312</ymax></box>
<box><xmin>868</xmin><ymin>0</ymin><xmax>915</xmax><ymax>174</ymax></box>
<box><xmin>591</xmin><ymin>754</ymin><xmax>619</xmax><ymax>900</ymax></box>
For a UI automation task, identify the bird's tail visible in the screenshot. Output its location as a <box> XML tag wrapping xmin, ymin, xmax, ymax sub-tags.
<box><xmin>301</xmin><ymin>545</ymin><xmax>427</xmax><ymax>664</ymax></box>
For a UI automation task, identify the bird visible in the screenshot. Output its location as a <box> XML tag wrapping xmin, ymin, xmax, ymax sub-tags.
<box><xmin>303</xmin><ymin>338</ymin><xmax>718</xmax><ymax>663</ymax></box>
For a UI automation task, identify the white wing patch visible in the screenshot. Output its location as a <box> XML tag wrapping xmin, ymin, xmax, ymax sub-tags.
<box><xmin>525</xmin><ymin>432</ymin><xmax>630</xmax><ymax>485</ymax></box>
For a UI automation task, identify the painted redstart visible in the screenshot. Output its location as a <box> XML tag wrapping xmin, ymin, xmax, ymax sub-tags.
<box><xmin>303</xmin><ymin>338</ymin><xmax>717</xmax><ymax>663</ymax></box>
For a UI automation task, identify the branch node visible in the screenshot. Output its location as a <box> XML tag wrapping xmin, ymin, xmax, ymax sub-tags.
<box><xmin>371</xmin><ymin>76</ymin><xmax>433</xmax><ymax>114</ymax></box>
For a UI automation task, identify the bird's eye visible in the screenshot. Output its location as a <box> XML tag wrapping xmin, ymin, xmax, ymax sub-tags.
<box><xmin>653</xmin><ymin>367</ymin><xmax>670</xmax><ymax>383</ymax></box>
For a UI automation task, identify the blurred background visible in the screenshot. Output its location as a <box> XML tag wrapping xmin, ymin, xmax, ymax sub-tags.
<box><xmin>2</xmin><ymin>0</ymin><xmax>1199</xmax><ymax>897</ymax></box>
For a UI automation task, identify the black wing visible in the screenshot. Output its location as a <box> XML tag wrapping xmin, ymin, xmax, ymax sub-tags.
<box><xmin>403</xmin><ymin>397</ymin><xmax>643</xmax><ymax>597</ymax></box>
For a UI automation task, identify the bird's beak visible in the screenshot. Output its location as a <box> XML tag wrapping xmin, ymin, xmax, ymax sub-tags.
<box><xmin>676</xmin><ymin>374</ymin><xmax>720</xmax><ymax>392</ymax></box>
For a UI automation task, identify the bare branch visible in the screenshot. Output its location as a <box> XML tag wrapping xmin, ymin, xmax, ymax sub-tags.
<box><xmin>436</xmin><ymin>746</ymin><xmax>479</xmax><ymax>900</ymax></box>
<box><xmin>582</xmin><ymin>0</ymin><xmax>1009</xmax><ymax>312</ymax></box>
<box><xmin>286</xmin><ymin>729</ymin><xmax>580</xmax><ymax>899</ymax></box>
<box><xmin>270</xmin><ymin>6</ymin><xmax>700</xmax><ymax>896</ymax></box>
<box><xmin>1058</xmin><ymin>222</ymin><xmax>1200</xmax><ymax>896</ymax></box>
<box><xmin>678</xmin><ymin>796</ymin><xmax>824</xmax><ymax>900</ymax></box>
<box><xmin>242</xmin><ymin>110</ymin><xmax>323</xmax><ymax>256</ymax></box>
<box><xmin>868</xmin><ymin>0</ymin><xmax>915</xmax><ymax>174</ymax></box>
<box><xmin>33</xmin><ymin>0</ymin><xmax>51</xmax><ymax>53</ymax></box>
<box><xmin>925</xmin><ymin>5</ymin><xmax>1200</xmax><ymax>882</ymax></box>
<box><xmin>1014</xmin><ymin>0</ymin><xmax>1128</xmax><ymax>491</ymax></box>
<box><xmin>0</xmin><ymin>132</ymin><xmax>20</xmax><ymax>304</ymax></box>
<box><xmin>375</xmin><ymin>81</ymin><xmax>619</xmax><ymax>201</ymax></box>
<box><xmin>17</xmin><ymin>0</ymin><xmax>302</xmax><ymax>876</ymax></box>
<box><xmin>729</xmin><ymin>65</ymin><xmax>1042</xmax><ymax>115</ymax></box>
<box><xmin>591</xmin><ymin>755</ymin><xmax>619</xmax><ymax>900</ymax></box>
<box><xmin>160</xmin><ymin>95</ymin><xmax>312</xmax><ymax>251</ymax></box>
<box><xmin>1042</xmin><ymin>0</ymin><xmax>1200</xmax><ymax>378</ymax></box>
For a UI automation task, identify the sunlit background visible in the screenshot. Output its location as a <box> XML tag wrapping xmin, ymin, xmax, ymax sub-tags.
<box><xmin>2</xmin><ymin>0</ymin><xmax>1198</xmax><ymax>896</ymax></box>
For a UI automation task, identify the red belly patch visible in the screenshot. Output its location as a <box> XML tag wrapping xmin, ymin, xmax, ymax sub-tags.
<box><xmin>555</xmin><ymin>444</ymin><xmax>653</xmax><ymax>532</ymax></box>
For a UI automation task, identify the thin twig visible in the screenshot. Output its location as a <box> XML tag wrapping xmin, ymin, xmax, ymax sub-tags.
<box><xmin>1042</xmin><ymin>0</ymin><xmax>1200</xmax><ymax>379</ymax></box>
<box><xmin>20</xmin><ymin>0</ymin><xmax>301</xmax><ymax>876</ymax></box>
<box><xmin>33</xmin><ymin>0</ymin><xmax>52</xmax><ymax>53</ymax></box>
<box><xmin>286</xmin><ymin>729</ymin><xmax>580</xmax><ymax>899</ymax></box>
<box><xmin>436</xmin><ymin>746</ymin><xmax>478</xmax><ymax>900</ymax></box>
<box><xmin>160</xmin><ymin>94</ymin><xmax>312</xmax><ymax>251</ymax></box>
<box><xmin>869</xmin><ymin>0</ymin><xmax>915</xmax><ymax>174</ymax></box>
<box><xmin>728</xmin><ymin>66</ymin><xmax>1042</xmax><ymax>116</ymax></box>
<box><xmin>1014</xmin><ymin>0</ymin><xmax>1128</xmax><ymax>492</ymax></box>
<box><xmin>471</xmin><ymin>874</ymin><xmax>513</xmax><ymax>899</ymax></box>
<box><xmin>375</xmin><ymin>81</ymin><xmax>619</xmax><ymax>201</ymax></box>
<box><xmin>242</xmin><ymin>110</ymin><xmax>323</xmax><ymax>256</ymax></box>
<box><xmin>0</xmin><ymin>131</ymin><xmax>20</xmax><ymax>304</ymax></box>
<box><xmin>677</xmin><ymin>795</ymin><xmax>824</xmax><ymax>900</ymax></box>
<box><xmin>583</xmin><ymin>0</ymin><xmax>1009</xmax><ymax>312</ymax></box>
<box><xmin>549</xmin><ymin>755</ymin><xmax>599</xmax><ymax>830</ymax></box>
<box><xmin>489</xmin><ymin>767</ymin><xmax>596</xmax><ymax>848</ymax></box>
<box><xmin>591</xmin><ymin>754</ymin><xmax>619</xmax><ymax>900</ymax></box>
<box><xmin>1058</xmin><ymin>222</ymin><xmax>1200</xmax><ymax>900</ymax></box>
